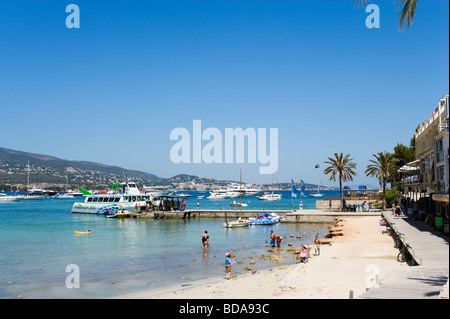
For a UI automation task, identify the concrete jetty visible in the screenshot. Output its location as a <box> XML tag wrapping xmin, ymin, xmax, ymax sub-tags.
<box><xmin>138</xmin><ymin>209</ymin><xmax>381</xmax><ymax>223</ymax></box>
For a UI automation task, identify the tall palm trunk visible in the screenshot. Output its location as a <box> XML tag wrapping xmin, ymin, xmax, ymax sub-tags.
<box><xmin>339</xmin><ymin>176</ymin><xmax>343</xmax><ymax>211</ymax></box>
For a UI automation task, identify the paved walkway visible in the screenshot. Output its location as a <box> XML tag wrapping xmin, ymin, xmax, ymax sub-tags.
<box><xmin>359</xmin><ymin>211</ymin><xmax>449</xmax><ymax>299</ymax></box>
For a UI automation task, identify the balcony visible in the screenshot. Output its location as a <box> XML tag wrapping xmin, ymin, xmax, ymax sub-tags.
<box><xmin>402</xmin><ymin>175</ymin><xmax>419</xmax><ymax>184</ymax></box>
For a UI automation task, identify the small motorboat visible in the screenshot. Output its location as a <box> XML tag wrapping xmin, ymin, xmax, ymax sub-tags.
<box><xmin>114</xmin><ymin>210</ymin><xmax>131</xmax><ymax>218</ymax></box>
<box><xmin>224</xmin><ymin>218</ymin><xmax>250</xmax><ymax>228</ymax></box>
<box><xmin>249</xmin><ymin>212</ymin><xmax>282</xmax><ymax>225</ymax></box>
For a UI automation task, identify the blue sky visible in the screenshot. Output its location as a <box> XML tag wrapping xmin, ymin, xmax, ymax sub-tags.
<box><xmin>0</xmin><ymin>0</ymin><xmax>448</xmax><ymax>187</ymax></box>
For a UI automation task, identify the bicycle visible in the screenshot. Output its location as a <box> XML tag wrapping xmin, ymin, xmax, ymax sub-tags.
<box><xmin>397</xmin><ymin>242</ymin><xmax>410</xmax><ymax>263</ymax></box>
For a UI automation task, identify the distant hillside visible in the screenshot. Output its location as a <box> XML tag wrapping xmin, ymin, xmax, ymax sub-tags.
<box><xmin>0</xmin><ymin>147</ymin><xmax>332</xmax><ymax>191</ymax></box>
<box><xmin>0</xmin><ymin>147</ymin><xmax>161</xmax><ymax>189</ymax></box>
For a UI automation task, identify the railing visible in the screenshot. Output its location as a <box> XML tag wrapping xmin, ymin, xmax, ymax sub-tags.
<box><xmin>402</xmin><ymin>175</ymin><xmax>419</xmax><ymax>184</ymax></box>
<box><xmin>437</xmin><ymin>120</ymin><xmax>449</xmax><ymax>134</ymax></box>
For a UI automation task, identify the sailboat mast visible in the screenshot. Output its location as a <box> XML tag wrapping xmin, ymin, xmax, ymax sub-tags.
<box><xmin>27</xmin><ymin>161</ymin><xmax>30</xmax><ymax>191</ymax></box>
<box><xmin>239</xmin><ymin>169</ymin><xmax>242</xmax><ymax>216</ymax></box>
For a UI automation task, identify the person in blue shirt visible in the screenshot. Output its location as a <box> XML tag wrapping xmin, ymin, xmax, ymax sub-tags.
<box><xmin>223</xmin><ymin>253</ymin><xmax>235</xmax><ymax>280</ymax></box>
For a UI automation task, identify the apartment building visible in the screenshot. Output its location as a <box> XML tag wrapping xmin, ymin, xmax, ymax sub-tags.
<box><xmin>402</xmin><ymin>94</ymin><xmax>449</xmax><ymax>233</ymax></box>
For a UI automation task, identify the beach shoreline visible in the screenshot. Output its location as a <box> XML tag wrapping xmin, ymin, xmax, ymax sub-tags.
<box><xmin>117</xmin><ymin>214</ymin><xmax>406</xmax><ymax>299</ymax></box>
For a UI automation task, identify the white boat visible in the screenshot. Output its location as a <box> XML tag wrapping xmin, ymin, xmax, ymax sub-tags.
<box><xmin>224</xmin><ymin>218</ymin><xmax>250</xmax><ymax>228</ymax></box>
<box><xmin>71</xmin><ymin>181</ymin><xmax>151</xmax><ymax>215</ymax></box>
<box><xmin>309</xmin><ymin>192</ymin><xmax>324</xmax><ymax>197</ymax></box>
<box><xmin>207</xmin><ymin>189</ymin><xmax>240</xmax><ymax>200</ymax></box>
<box><xmin>0</xmin><ymin>193</ymin><xmax>22</xmax><ymax>203</ymax></box>
<box><xmin>27</xmin><ymin>186</ymin><xmax>45</xmax><ymax>195</ymax></box>
<box><xmin>226</xmin><ymin>183</ymin><xmax>261</xmax><ymax>197</ymax></box>
<box><xmin>55</xmin><ymin>169</ymin><xmax>84</xmax><ymax>198</ymax></box>
<box><xmin>19</xmin><ymin>194</ymin><xmax>45</xmax><ymax>200</ymax></box>
<box><xmin>257</xmin><ymin>192</ymin><xmax>282</xmax><ymax>201</ymax></box>
<box><xmin>309</xmin><ymin>173</ymin><xmax>324</xmax><ymax>197</ymax></box>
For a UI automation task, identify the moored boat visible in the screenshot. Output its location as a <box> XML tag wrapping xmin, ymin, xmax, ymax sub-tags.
<box><xmin>249</xmin><ymin>212</ymin><xmax>282</xmax><ymax>225</ymax></box>
<box><xmin>224</xmin><ymin>218</ymin><xmax>250</xmax><ymax>228</ymax></box>
<box><xmin>71</xmin><ymin>182</ymin><xmax>150</xmax><ymax>215</ymax></box>
<box><xmin>0</xmin><ymin>193</ymin><xmax>23</xmax><ymax>203</ymax></box>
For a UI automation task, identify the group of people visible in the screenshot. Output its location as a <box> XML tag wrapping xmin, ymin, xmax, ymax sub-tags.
<box><xmin>157</xmin><ymin>198</ymin><xmax>187</xmax><ymax>211</ymax></box>
<box><xmin>202</xmin><ymin>229</ymin><xmax>321</xmax><ymax>280</ymax></box>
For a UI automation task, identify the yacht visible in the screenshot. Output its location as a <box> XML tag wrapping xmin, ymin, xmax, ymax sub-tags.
<box><xmin>71</xmin><ymin>181</ymin><xmax>151</xmax><ymax>215</ymax></box>
<box><xmin>257</xmin><ymin>192</ymin><xmax>282</xmax><ymax>201</ymax></box>
<box><xmin>55</xmin><ymin>169</ymin><xmax>84</xmax><ymax>198</ymax></box>
<box><xmin>55</xmin><ymin>190</ymin><xmax>84</xmax><ymax>199</ymax></box>
<box><xmin>207</xmin><ymin>188</ymin><xmax>240</xmax><ymax>200</ymax></box>
<box><xmin>0</xmin><ymin>193</ymin><xmax>22</xmax><ymax>203</ymax></box>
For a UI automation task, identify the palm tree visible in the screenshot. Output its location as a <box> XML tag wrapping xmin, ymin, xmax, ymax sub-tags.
<box><xmin>365</xmin><ymin>151</ymin><xmax>397</xmax><ymax>211</ymax></box>
<box><xmin>356</xmin><ymin>0</ymin><xmax>418</xmax><ymax>30</ymax></box>
<box><xmin>323</xmin><ymin>153</ymin><xmax>357</xmax><ymax>211</ymax></box>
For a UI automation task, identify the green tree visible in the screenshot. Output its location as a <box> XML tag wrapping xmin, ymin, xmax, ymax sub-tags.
<box><xmin>323</xmin><ymin>153</ymin><xmax>357</xmax><ymax>211</ymax></box>
<box><xmin>356</xmin><ymin>0</ymin><xmax>418</xmax><ymax>30</ymax></box>
<box><xmin>365</xmin><ymin>152</ymin><xmax>398</xmax><ymax>210</ymax></box>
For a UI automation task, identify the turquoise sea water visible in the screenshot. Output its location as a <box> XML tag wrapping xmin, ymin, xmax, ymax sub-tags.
<box><xmin>0</xmin><ymin>190</ymin><xmax>338</xmax><ymax>299</ymax></box>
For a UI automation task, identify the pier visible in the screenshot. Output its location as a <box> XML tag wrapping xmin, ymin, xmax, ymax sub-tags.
<box><xmin>138</xmin><ymin>209</ymin><xmax>381</xmax><ymax>223</ymax></box>
<box><xmin>358</xmin><ymin>211</ymin><xmax>449</xmax><ymax>299</ymax></box>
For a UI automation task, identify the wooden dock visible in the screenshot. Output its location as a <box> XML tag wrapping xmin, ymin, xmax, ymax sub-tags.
<box><xmin>358</xmin><ymin>211</ymin><xmax>449</xmax><ymax>299</ymax></box>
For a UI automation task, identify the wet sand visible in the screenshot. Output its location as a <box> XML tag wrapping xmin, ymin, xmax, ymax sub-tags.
<box><xmin>118</xmin><ymin>215</ymin><xmax>407</xmax><ymax>299</ymax></box>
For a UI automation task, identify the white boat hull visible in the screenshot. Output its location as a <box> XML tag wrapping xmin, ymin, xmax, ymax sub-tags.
<box><xmin>71</xmin><ymin>201</ymin><xmax>147</xmax><ymax>214</ymax></box>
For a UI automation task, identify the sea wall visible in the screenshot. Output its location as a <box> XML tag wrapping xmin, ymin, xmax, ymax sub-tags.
<box><xmin>316</xmin><ymin>199</ymin><xmax>380</xmax><ymax>210</ymax></box>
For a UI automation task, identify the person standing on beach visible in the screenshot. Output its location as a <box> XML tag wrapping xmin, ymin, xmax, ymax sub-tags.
<box><xmin>314</xmin><ymin>235</ymin><xmax>320</xmax><ymax>256</ymax></box>
<box><xmin>329</xmin><ymin>200</ymin><xmax>332</xmax><ymax>211</ymax></box>
<box><xmin>197</xmin><ymin>200</ymin><xmax>200</xmax><ymax>211</ymax></box>
<box><xmin>223</xmin><ymin>253</ymin><xmax>235</xmax><ymax>280</ymax></box>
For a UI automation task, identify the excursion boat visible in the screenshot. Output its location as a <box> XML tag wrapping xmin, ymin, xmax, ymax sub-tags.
<box><xmin>71</xmin><ymin>182</ymin><xmax>152</xmax><ymax>215</ymax></box>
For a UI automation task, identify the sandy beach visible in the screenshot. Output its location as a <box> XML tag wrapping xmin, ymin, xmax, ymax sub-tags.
<box><xmin>119</xmin><ymin>214</ymin><xmax>408</xmax><ymax>299</ymax></box>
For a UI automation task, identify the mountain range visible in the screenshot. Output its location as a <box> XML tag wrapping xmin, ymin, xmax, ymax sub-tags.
<box><xmin>0</xmin><ymin>146</ymin><xmax>335</xmax><ymax>191</ymax></box>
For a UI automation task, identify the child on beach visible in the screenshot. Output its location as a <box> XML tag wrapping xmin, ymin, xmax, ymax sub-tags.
<box><xmin>223</xmin><ymin>253</ymin><xmax>235</xmax><ymax>280</ymax></box>
<box><xmin>314</xmin><ymin>235</ymin><xmax>320</xmax><ymax>256</ymax></box>
<box><xmin>298</xmin><ymin>246</ymin><xmax>309</xmax><ymax>263</ymax></box>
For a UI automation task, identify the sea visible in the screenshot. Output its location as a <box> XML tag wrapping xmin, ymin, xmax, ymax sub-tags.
<box><xmin>0</xmin><ymin>190</ymin><xmax>340</xmax><ymax>299</ymax></box>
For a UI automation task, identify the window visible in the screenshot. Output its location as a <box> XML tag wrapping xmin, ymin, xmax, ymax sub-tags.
<box><xmin>437</xmin><ymin>166</ymin><xmax>445</xmax><ymax>192</ymax></box>
<box><xmin>436</xmin><ymin>138</ymin><xmax>444</xmax><ymax>163</ymax></box>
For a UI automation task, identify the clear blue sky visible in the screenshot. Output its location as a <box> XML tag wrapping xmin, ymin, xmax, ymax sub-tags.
<box><xmin>0</xmin><ymin>0</ymin><xmax>448</xmax><ymax>187</ymax></box>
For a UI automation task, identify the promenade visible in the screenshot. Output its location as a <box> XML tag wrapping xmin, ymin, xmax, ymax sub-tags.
<box><xmin>358</xmin><ymin>211</ymin><xmax>449</xmax><ymax>299</ymax></box>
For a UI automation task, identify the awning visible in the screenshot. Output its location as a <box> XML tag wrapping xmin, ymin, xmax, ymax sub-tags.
<box><xmin>398</xmin><ymin>164</ymin><xmax>420</xmax><ymax>172</ymax></box>
<box><xmin>432</xmin><ymin>194</ymin><xmax>449</xmax><ymax>203</ymax></box>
